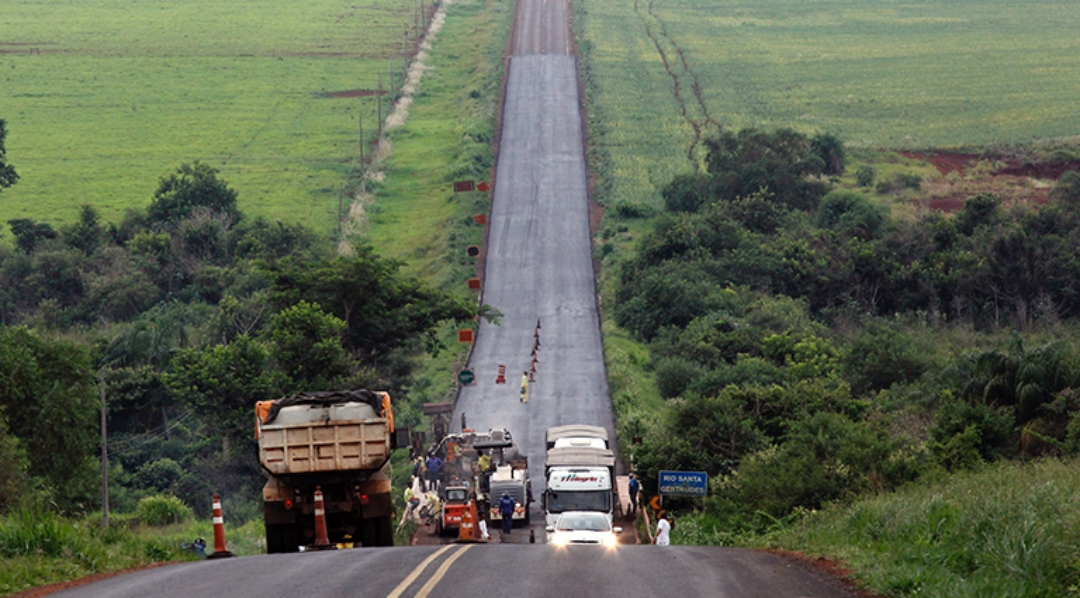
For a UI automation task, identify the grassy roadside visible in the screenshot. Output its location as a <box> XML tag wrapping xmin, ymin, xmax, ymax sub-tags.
<box><xmin>573</xmin><ymin>0</ymin><xmax>1080</xmax><ymax>594</ymax></box>
<box><xmin>0</xmin><ymin>511</ymin><xmax>264</xmax><ymax>596</ymax></box>
<box><xmin>760</xmin><ymin>458</ymin><xmax>1080</xmax><ymax>596</ymax></box>
<box><xmin>359</xmin><ymin>0</ymin><xmax>511</xmax><ymax>412</ymax></box>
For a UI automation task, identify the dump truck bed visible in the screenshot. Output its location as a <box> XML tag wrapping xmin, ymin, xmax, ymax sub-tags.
<box><xmin>259</xmin><ymin>418</ymin><xmax>390</xmax><ymax>475</ymax></box>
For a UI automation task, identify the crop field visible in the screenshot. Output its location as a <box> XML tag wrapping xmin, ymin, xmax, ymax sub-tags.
<box><xmin>0</xmin><ymin>0</ymin><xmax>429</xmax><ymax>231</ymax></box>
<box><xmin>575</xmin><ymin>0</ymin><xmax>1080</xmax><ymax>209</ymax></box>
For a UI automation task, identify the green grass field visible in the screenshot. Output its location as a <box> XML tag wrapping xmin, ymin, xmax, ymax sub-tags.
<box><xmin>767</xmin><ymin>458</ymin><xmax>1080</xmax><ymax>596</ymax></box>
<box><xmin>0</xmin><ymin>0</ymin><xmax>426</xmax><ymax>231</ymax></box>
<box><xmin>576</xmin><ymin>0</ymin><xmax>1080</xmax><ymax>210</ymax></box>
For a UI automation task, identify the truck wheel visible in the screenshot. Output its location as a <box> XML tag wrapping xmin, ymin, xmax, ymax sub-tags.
<box><xmin>375</xmin><ymin>516</ymin><xmax>394</xmax><ymax>546</ymax></box>
<box><xmin>283</xmin><ymin>523</ymin><xmax>301</xmax><ymax>553</ymax></box>
<box><xmin>359</xmin><ymin>518</ymin><xmax>378</xmax><ymax>547</ymax></box>
<box><xmin>266</xmin><ymin>524</ymin><xmax>283</xmax><ymax>554</ymax></box>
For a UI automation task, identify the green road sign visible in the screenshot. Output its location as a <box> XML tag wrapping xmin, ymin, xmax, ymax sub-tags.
<box><xmin>458</xmin><ymin>369</ymin><xmax>476</xmax><ymax>386</ymax></box>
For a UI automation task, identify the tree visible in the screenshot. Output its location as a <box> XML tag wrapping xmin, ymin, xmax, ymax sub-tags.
<box><xmin>0</xmin><ymin>327</ymin><xmax>99</xmax><ymax>509</ymax></box>
<box><xmin>61</xmin><ymin>205</ymin><xmax>104</xmax><ymax>256</ymax></box>
<box><xmin>1050</xmin><ymin>170</ymin><xmax>1080</xmax><ymax>212</ymax></box>
<box><xmin>7</xmin><ymin>218</ymin><xmax>57</xmax><ymax>253</ymax></box>
<box><xmin>0</xmin><ymin>417</ymin><xmax>28</xmax><ymax>512</ymax></box>
<box><xmin>0</xmin><ymin>119</ymin><xmax>18</xmax><ymax>193</ymax></box>
<box><xmin>954</xmin><ymin>193</ymin><xmax>1001</xmax><ymax>235</ymax></box>
<box><xmin>147</xmin><ymin>162</ymin><xmax>239</xmax><ymax>227</ymax></box>
<box><xmin>810</xmin><ymin>133</ymin><xmax>846</xmax><ymax>176</ymax></box>
<box><xmin>166</xmin><ymin>335</ymin><xmax>286</xmax><ymax>461</ymax></box>
<box><xmin>267</xmin><ymin>301</ymin><xmax>351</xmax><ymax>388</ymax></box>
<box><xmin>264</xmin><ymin>246</ymin><xmax>476</xmax><ymax>360</ymax></box>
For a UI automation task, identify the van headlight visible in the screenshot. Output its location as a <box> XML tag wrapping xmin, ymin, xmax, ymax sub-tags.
<box><xmin>603</xmin><ymin>534</ymin><xmax>618</xmax><ymax>548</ymax></box>
<box><xmin>550</xmin><ymin>534</ymin><xmax>568</xmax><ymax>547</ymax></box>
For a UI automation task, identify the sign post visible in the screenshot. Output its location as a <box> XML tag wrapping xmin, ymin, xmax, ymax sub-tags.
<box><xmin>658</xmin><ymin>470</ymin><xmax>707</xmax><ymax>514</ymax></box>
<box><xmin>457</xmin><ymin>368</ymin><xmax>476</xmax><ymax>386</ymax></box>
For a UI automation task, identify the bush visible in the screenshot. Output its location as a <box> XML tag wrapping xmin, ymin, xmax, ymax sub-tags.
<box><xmin>135</xmin><ymin>458</ymin><xmax>183</xmax><ymax>492</ymax></box>
<box><xmin>653</xmin><ymin>356</ymin><xmax>705</xmax><ymax>399</ymax></box>
<box><xmin>0</xmin><ymin>509</ymin><xmax>72</xmax><ymax>557</ymax></box>
<box><xmin>135</xmin><ymin>495</ymin><xmax>191</xmax><ymax>526</ymax></box>
<box><xmin>855</xmin><ymin>165</ymin><xmax>875</xmax><ymax>187</ymax></box>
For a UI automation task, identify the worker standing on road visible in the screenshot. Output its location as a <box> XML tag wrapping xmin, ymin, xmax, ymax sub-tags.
<box><xmin>413</xmin><ymin>456</ymin><xmax>425</xmax><ymax>491</ymax></box>
<box><xmin>628</xmin><ymin>474</ymin><xmax>640</xmax><ymax>516</ymax></box>
<box><xmin>425</xmin><ymin>453</ymin><xmax>443</xmax><ymax>492</ymax></box>
<box><xmin>520</xmin><ymin>372</ymin><xmax>529</xmax><ymax>403</ymax></box>
<box><xmin>654</xmin><ymin>514</ymin><xmax>671</xmax><ymax>546</ymax></box>
<box><xmin>498</xmin><ymin>491</ymin><xmax>515</xmax><ymax>535</ymax></box>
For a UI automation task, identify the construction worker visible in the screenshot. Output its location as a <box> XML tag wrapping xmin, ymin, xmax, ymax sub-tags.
<box><xmin>498</xmin><ymin>491</ymin><xmax>515</xmax><ymax>535</ymax></box>
<box><xmin>628</xmin><ymin>473</ymin><xmax>640</xmax><ymax>516</ymax></box>
<box><xmin>425</xmin><ymin>453</ymin><xmax>443</xmax><ymax>492</ymax></box>
<box><xmin>520</xmin><ymin>371</ymin><xmax>529</xmax><ymax>403</ymax></box>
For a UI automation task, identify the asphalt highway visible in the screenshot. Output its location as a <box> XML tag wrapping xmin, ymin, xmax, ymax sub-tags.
<box><xmin>52</xmin><ymin>546</ymin><xmax>856</xmax><ymax>598</ymax></box>
<box><xmin>48</xmin><ymin>0</ymin><xmax>863</xmax><ymax>594</ymax></box>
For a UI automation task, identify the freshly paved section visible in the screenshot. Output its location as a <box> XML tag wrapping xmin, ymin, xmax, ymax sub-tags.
<box><xmin>453</xmin><ymin>52</ymin><xmax>616</xmax><ymax>509</ymax></box>
<box><xmin>512</xmin><ymin>0</ymin><xmax>570</xmax><ymax>55</ymax></box>
<box><xmin>50</xmin><ymin>546</ymin><xmax>855</xmax><ymax>598</ymax></box>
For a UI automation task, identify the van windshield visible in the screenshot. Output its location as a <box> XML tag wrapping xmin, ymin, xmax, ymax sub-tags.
<box><xmin>446</xmin><ymin>489</ymin><xmax>467</xmax><ymax>501</ymax></box>
<box><xmin>547</xmin><ymin>490</ymin><xmax>610</xmax><ymax>514</ymax></box>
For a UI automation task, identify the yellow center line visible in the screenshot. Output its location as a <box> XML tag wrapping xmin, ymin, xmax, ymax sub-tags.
<box><xmin>385</xmin><ymin>545</ymin><xmax>455</xmax><ymax>598</ymax></box>
<box><xmin>414</xmin><ymin>545</ymin><xmax>473</xmax><ymax>598</ymax></box>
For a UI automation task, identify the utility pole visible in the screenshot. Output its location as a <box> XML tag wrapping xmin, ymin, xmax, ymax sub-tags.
<box><xmin>377</xmin><ymin>74</ymin><xmax>382</xmax><ymax>138</ymax></box>
<box><xmin>359</xmin><ymin>114</ymin><xmax>364</xmax><ymax>165</ymax></box>
<box><xmin>99</xmin><ymin>371</ymin><xmax>109</xmax><ymax>528</ymax></box>
<box><xmin>337</xmin><ymin>185</ymin><xmax>344</xmax><ymax>239</ymax></box>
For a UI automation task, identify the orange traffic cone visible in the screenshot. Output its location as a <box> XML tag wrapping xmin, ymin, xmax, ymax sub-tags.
<box><xmin>310</xmin><ymin>486</ymin><xmax>336</xmax><ymax>550</ymax></box>
<box><xmin>207</xmin><ymin>494</ymin><xmax>234</xmax><ymax>559</ymax></box>
<box><xmin>457</xmin><ymin>500</ymin><xmax>479</xmax><ymax>543</ymax></box>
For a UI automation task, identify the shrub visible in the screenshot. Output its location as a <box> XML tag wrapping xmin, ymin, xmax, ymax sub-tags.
<box><xmin>653</xmin><ymin>356</ymin><xmax>705</xmax><ymax>399</ymax></box>
<box><xmin>0</xmin><ymin>509</ymin><xmax>71</xmax><ymax>557</ymax></box>
<box><xmin>614</xmin><ymin>200</ymin><xmax>652</xmax><ymax>219</ymax></box>
<box><xmin>135</xmin><ymin>458</ymin><xmax>183</xmax><ymax>492</ymax></box>
<box><xmin>135</xmin><ymin>495</ymin><xmax>191</xmax><ymax>526</ymax></box>
<box><xmin>855</xmin><ymin>165</ymin><xmax>875</xmax><ymax>187</ymax></box>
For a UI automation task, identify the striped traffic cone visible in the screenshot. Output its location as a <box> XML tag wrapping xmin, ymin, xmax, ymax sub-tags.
<box><xmin>309</xmin><ymin>486</ymin><xmax>336</xmax><ymax>550</ymax></box>
<box><xmin>207</xmin><ymin>494</ymin><xmax>234</xmax><ymax>559</ymax></box>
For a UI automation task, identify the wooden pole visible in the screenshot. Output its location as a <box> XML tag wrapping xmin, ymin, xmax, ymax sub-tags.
<box><xmin>99</xmin><ymin>371</ymin><xmax>109</xmax><ymax>528</ymax></box>
<box><xmin>359</xmin><ymin>114</ymin><xmax>364</xmax><ymax>165</ymax></box>
<box><xmin>377</xmin><ymin>74</ymin><xmax>382</xmax><ymax>138</ymax></box>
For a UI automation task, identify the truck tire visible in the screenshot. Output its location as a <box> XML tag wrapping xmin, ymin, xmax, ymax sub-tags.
<box><xmin>283</xmin><ymin>523</ymin><xmax>301</xmax><ymax>553</ymax></box>
<box><xmin>266</xmin><ymin>523</ymin><xmax>283</xmax><ymax>554</ymax></box>
<box><xmin>359</xmin><ymin>517</ymin><xmax>378</xmax><ymax>547</ymax></box>
<box><xmin>375</xmin><ymin>516</ymin><xmax>394</xmax><ymax>546</ymax></box>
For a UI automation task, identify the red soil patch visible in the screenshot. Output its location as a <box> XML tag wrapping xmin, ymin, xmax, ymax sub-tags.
<box><xmin>326</xmin><ymin>89</ymin><xmax>389</xmax><ymax>98</ymax></box>
<box><xmin>926</xmin><ymin>195</ymin><xmax>966</xmax><ymax>213</ymax></box>
<box><xmin>767</xmin><ymin>549</ymin><xmax>886</xmax><ymax>598</ymax></box>
<box><xmin>900</xmin><ymin>151</ymin><xmax>979</xmax><ymax>176</ymax></box>
<box><xmin>994</xmin><ymin>160</ymin><xmax>1080</xmax><ymax>179</ymax></box>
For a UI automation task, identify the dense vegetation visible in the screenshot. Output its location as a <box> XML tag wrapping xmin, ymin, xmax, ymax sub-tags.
<box><xmin>613</xmin><ymin>128</ymin><xmax>1080</xmax><ymax>536</ymax></box>
<box><xmin>0</xmin><ymin>161</ymin><xmax>476</xmax><ymax>519</ymax></box>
